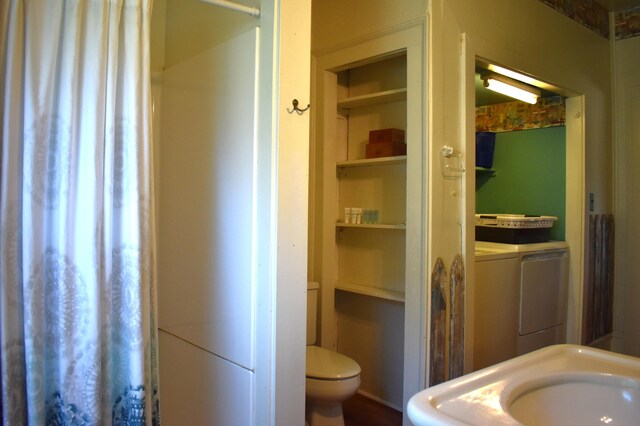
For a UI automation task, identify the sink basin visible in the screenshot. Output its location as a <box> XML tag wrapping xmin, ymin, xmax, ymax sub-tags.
<box><xmin>508</xmin><ymin>372</ymin><xmax>640</xmax><ymax>425</ymax></box>
<box><xmin>407</xmin><ymin>344</ymin><xmax>640</xmax><ymax>426</ymax></box>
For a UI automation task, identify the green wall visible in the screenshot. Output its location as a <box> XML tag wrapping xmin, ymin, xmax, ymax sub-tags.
<box><xmin>476</xmin><ymin>126</ymin><xmax>566</xmax><ymax>241</ymax></box>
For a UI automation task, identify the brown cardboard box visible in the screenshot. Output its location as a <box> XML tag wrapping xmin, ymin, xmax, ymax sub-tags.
<box><xmin>368</xmin><ymin>128</ymin><xmax>405</xmax><ymax>144</ymax></box>
<box><xmin>365</xmin><ymin>140</ymin><xmax>407</xmax><ymax>158</ymax></box>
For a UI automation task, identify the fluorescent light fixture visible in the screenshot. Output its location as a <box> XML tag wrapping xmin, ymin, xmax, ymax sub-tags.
<box><xmin>483</xmin><ymin>74</ymin><xmax>540</xmax><ymax>104</ymax></box>
<box><xmin>489</xmin><ymin>65</ymin><xmax>539</xmax><ymax>86</ymax></box>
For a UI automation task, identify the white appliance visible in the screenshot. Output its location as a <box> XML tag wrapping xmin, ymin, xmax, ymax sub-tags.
<box><xmin>474</xmin><ymin>241</ymin><xmax>569</xmax><ymax>371</ymax></box>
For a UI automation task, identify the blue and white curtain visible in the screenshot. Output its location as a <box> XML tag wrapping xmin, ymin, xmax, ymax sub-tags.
<box><xmin>0</xmin><ymin>0</ymin><xmax>160</xmax><ymax>424</ymax></box>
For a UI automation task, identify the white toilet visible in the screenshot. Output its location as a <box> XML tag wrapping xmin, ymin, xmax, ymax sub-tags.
<box><xmin>306</xmin><ymin>282</ymin><xmax>361</xmax><ymax>426</ymax></box>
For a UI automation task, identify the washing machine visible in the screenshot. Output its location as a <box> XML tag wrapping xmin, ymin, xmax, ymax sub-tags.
<box><xmin>473</xmin><ymin>240</ymin><xmax>569</xmax><ymax>371</ymax></box>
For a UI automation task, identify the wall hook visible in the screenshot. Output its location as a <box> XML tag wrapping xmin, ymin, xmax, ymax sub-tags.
<box><xmin>287</xmin><ymin>99</ymin><xmax>310</xmax><ymax>115</ymax></box>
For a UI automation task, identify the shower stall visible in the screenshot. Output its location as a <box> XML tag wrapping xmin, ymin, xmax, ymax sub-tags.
<box><xmin>150</xmin><ymin>0</ymin><xmax>311</xmax><ymax>423</ymax></box>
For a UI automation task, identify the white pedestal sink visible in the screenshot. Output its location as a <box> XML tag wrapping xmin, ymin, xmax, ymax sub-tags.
<box><xmin>407</xmin><ymin>344</ymin><xmax>640</xmax><ymax>425</ymax></box>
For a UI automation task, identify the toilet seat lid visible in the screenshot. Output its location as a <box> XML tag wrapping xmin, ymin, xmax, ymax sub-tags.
<box><xmin>306</xmin><ymin>346</ymin><xmax>361</xmax><ymax>380</ymax></box>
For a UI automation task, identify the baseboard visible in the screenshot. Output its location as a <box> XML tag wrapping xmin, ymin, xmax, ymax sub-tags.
<box><xmin>588</xmin><ymin>333</ymin><xmax>613</xmax><ymax>350</ymax></box>
<box><xmin>355</xmin><ymin>389</ymin><xmax>403</xmax><ymax>412</ymax></box>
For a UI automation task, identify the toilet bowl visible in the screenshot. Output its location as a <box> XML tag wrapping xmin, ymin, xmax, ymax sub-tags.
<box><xmin>306</xmin><ymin>282</ymin><xmax>361</xmax><ymax>426</ymax></box>
<box><xmin>306</xmin><ymin>345</ymin><xmax>361</xmax><ymax>425</ymax></box>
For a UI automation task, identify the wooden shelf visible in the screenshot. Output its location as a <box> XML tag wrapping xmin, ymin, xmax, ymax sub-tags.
<box><xmin>475</xmin><ymin>167</ymin><xmax>496</xmax><ymax>175</ymax></box>
<box><xmin>337</xmin><ymin>155</ymin><xmax>407</xmax><ymax>168</ymax></box>
<box><xmin>335</xmin><ymin>282</ymin><xmax>405</xmax><ymax>303</ymax></box>
<box><xmin>337</xmin><ymin>88</ymin><xmax>407</xmax><ymax>110</ymax></box>
<box><xmin>336</xmin><ymin>222</ymin><xmax>406</xmax><ymax>230</ymax></box>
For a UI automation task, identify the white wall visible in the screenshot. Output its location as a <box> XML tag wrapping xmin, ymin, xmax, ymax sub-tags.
<box><xmin>613</xmin><ymin>35</ymin><xmax>640</xmax><ymax>356</ymax></box>
<box><xmin>336</xmin><ymin>293</ymin><xmax>405</xmax><ymax>408</ymax></box>
<box><xmin>153</xmin><ymin>1</ymin><xmax>311</xmax><ymax>423</ymax></box>
<box><xmin>158</xmin><ymin>331</ymin><xmax>252</xmax><ymax>425</ymax></box>
<box><xmin>156</xmin><ymin>28</ymin><xmax>259</xmax><ymax>424</ymax></box>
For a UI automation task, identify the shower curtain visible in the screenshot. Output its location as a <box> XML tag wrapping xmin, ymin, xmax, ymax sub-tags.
<box><xmin>0</xmin><ymin>0</ymin><xmax>160</xmax><ymax>424</ymax></box>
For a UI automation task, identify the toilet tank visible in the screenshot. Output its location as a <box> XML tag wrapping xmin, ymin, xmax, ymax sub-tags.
<box><xmin>307</xmin><ymin>281</ymin><xmax>319</xmax><ymax>345</ymax></box>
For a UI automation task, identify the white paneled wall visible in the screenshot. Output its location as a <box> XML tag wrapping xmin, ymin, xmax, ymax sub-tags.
<box><xmin>158</xmin><ymin>331</ymin><xmax>252</xmax><ymax>425</ymax></box>
<box><xmin>335</xmin><ymin>292</ymin><xmax>405</xmax><ymax>409</ymax></box>
<box><xmin>157</xmin><ymin>28</ymin><xmax>259</xmax><ymax>422</ymax></box>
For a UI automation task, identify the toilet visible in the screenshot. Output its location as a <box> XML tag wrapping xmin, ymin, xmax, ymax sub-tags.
<box><xmin>306</xmin><ymin>282</ymin><xmax>361</xmax><ymax>426</ymax></box>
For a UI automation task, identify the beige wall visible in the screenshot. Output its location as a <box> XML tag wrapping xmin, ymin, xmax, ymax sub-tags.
<box><xmin>448</xmin><ymin>0</ymin><xmax>612</xmax><ymax>347</ymax></box>
<box><xmin>613</xmin><ymin>35</ymin><xmax>640</xmax><ymax>356</ymax></box>
<box><xmin>311</xmin><ymin>0</ymin><xmax>613</xmax><ymax>248</ymax></box>
<box><xmin>448</xmin><ymin>0</ymin><xmax>612</xmax><ymax>214</ymax></box>
<box><xmin>311</xmin><ymin>0</ymin><xmax>426</xmax><ymax>53</ymax></box>
<box><xmin>312</xmin><ymin>1</ymin><xmax>613</xmax><ymax>212</ymax></box>
<box><xmin>158</xmin><ymin>0</ymin><xmax>259</xmax><ymax>69</ymax></box>
<box><xmin>311</xmin><ymin>0</ymin><xmax>615</xmax><ymax>388</ymax></box>
<box><xmin>150</xmin><ymin>0</ymin><xmax>166</xmax><ymax>72</ymax></box>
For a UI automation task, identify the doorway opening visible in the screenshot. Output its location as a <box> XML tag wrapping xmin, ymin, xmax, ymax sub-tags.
<box><xmin>468</xmin><ymin>57</ymin><xmax>586</xmax><ymax>371</ymax></box>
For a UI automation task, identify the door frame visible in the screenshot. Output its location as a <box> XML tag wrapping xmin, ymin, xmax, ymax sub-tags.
<box><xmin>461</xmin><ymin>38</ymin><xmax>587</xmax><ymax>368</ymax></box>
<box><xmin>310</xmin><ymin>21</ymin><xmax>427</xmax><ymax>419</ymax></box>
<box><xmin>254</xmin><ymin>0</ymin><xmax>312</xmax><ymax>424</ymax></box>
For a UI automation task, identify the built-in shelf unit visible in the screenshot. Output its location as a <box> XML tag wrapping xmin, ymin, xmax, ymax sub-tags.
<box><xmin>315</xmin><ymin>25</ymin><xmax>424</xmax><ymax>410</ymax></box>
<box><xmin>333</xmin><ymin>53</ymin><xmax>407</xmax><ymax>303</ymax></box>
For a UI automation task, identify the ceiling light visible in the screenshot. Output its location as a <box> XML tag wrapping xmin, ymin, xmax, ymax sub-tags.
<box><xmin>483</xmin><ymin>74</ymin><xmax>540</xmax><ymax>104</ymax></box>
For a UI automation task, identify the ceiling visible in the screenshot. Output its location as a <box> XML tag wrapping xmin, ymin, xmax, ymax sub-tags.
<box><xmin>594</xmin><ymin>0</ymin><xmax>640</xmax><ymax>10</ymax></box>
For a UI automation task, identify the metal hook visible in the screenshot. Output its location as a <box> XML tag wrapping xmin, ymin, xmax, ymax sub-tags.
<box><xmin>287</xmin><ymin>99</ymin><xmax>311</xmax><ymax>115</ymax></box>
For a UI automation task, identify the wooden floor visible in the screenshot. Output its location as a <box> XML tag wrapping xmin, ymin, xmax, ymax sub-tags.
<box><xmin>342</xmin><ymin>393</ymin><xmax>403</xmax><ymax>426</ymax></box>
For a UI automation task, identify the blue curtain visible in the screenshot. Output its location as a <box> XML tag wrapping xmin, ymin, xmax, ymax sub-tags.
<box><xmin>0</xmin><ymin>0</ymin><xmax>160</xmax><ymax>424</ymax></box>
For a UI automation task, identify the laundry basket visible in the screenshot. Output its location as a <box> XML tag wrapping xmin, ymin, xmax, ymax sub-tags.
<box><xmin>475</xmin><ymin>214</ymin><xmax>558</xmax><ymax>243</ymax></box>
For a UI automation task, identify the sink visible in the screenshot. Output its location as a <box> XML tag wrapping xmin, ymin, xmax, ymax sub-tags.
<box><xmin>508</xmin><ymin>372</ymin><xmax>640</xmax><ymax>425</ymax></box>
<box><xmin>407</xmin><ymin>344</ymin><xmax>640</xmax><ymax>426</ymax></box>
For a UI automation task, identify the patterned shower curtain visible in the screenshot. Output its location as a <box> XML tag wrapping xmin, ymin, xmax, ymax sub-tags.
<box><xmin>0</xmin><ymin>0</ymin><xmax>160</xmax><ymax>424</ymax></box>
